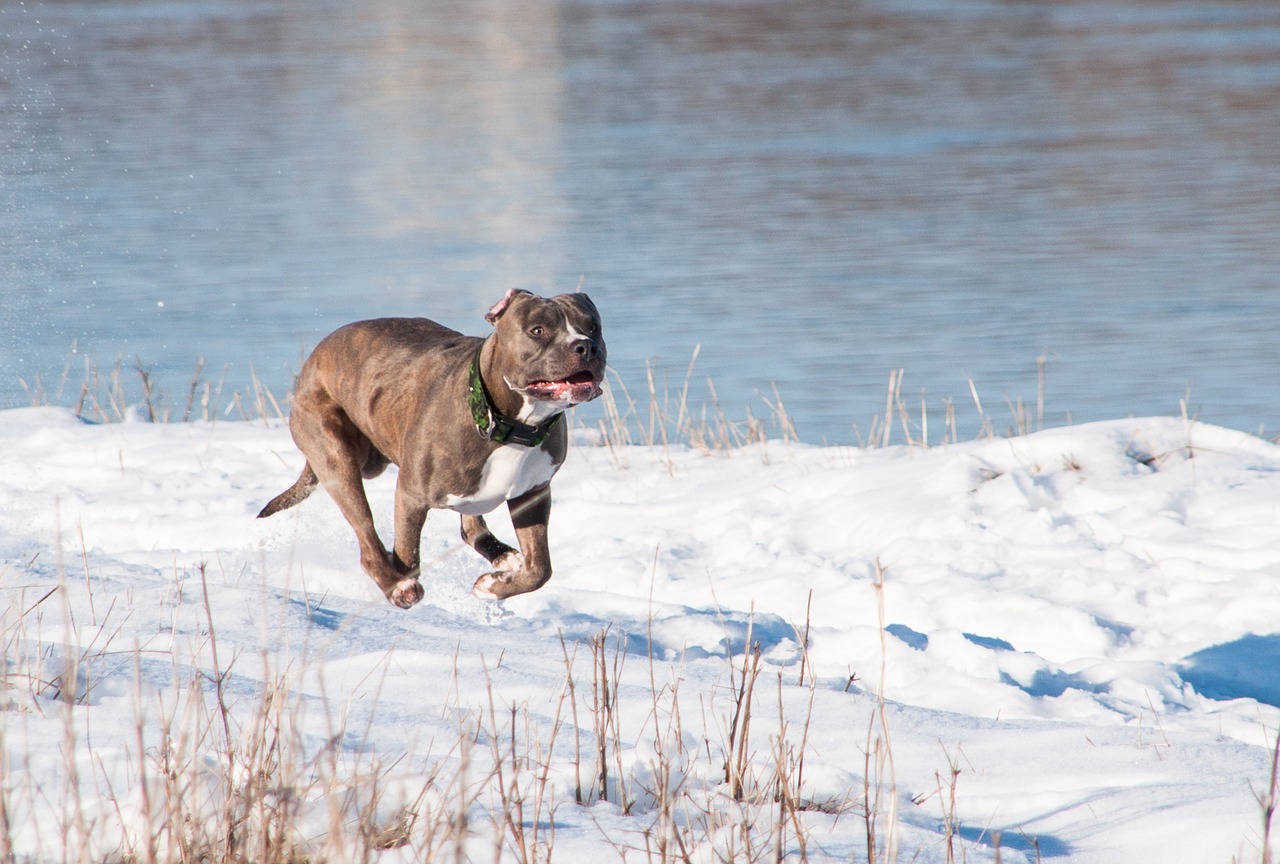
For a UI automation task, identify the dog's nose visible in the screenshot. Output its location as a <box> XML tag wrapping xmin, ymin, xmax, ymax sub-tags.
<box><xmin>571</xmin><ymin>338</ymin><xmax>594</xmax><ymax>359</ymax></box>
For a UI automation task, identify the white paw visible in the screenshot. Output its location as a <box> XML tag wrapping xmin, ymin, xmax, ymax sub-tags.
<box><xmin>493</xmin><ymin>551</ymin><xmax>526</xmax><ymax>573</ymax></box>
<box><xmin>472</xmin><ymin>573</ymin><xmax>503</xmax><ymax>600</ymax></box>
<box><xmin>390</xmin><ymin>577</ymin><xmax>424</xmax><ymax>609</ymax></box>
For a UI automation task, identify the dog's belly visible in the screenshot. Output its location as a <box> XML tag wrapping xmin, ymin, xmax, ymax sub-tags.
<box><xmin>444</xmin><ymin>446</ymin><xmax>557</xmax><ymax>515</ymax></box>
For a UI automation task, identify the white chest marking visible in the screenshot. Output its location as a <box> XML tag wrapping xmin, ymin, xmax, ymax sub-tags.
<box><xmin>505</xmin><ymin>388</ymin><xmax>561</xmax><ymax>426</ymax></box>
<box><xmin>444</xmin><ymin>446</ymin><xmax>557</xmax><ymax>515</ymax></box>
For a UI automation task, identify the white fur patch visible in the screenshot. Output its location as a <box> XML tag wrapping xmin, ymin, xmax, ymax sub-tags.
<box><xmin>472</xmin><ymin>572</ymin><xmax>503</xmax><ymax>599</ymax></box>
<box><xmin>444</xmin><ymin>445</ymin><xmax>557</xmax><ymax>515</ymax></box>
<box><xmin>510</xmin><ymin>387</ymin><xmax>563</xmax><ymax>424</ymax></box>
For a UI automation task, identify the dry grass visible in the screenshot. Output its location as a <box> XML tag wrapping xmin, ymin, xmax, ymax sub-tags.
<box><xmin>0</xmin><ymin>502</ymin><xmax>915</xmax><ymax>863</ymax></box>
<box><xmin>19</xmin><ymin>349</ymin><xmax>289</xmax><ymax>425</ymax></box>
<box><xmin>17</xmin><ymin>348</ymin><xmax>1053</xmax><ymax>453</ymax></box>
<box><xmin>0</xmin><ymin>510</ymin><xmax>1270</xmax><ymax>862</ymax></box>
<box><xmin>0</xmin><ymin>560</ymin><xmax>874</xmax><ymax>864</ymax></box>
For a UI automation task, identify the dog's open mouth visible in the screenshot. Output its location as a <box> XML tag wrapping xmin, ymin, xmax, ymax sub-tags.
<box><xmin>521</xmin><ymin>370</ymin><xmax>602</xmax><ymax>404</ymax></box>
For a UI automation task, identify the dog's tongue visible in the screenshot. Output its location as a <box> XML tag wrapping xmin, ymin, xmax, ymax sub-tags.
<box><xmin>524</xmin><ymin>371</ymin><xmax>601</xmax><ymax>403</ymax></box>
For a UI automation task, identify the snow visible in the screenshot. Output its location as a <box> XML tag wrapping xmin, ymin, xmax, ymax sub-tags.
<box><xmin>1</xmin><ymin>406</ymin><xmax>1278</xmax><ymax>862</ymax></box>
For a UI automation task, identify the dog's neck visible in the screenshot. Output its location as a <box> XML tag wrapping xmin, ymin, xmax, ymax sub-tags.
<box><xmin>467</xmin><ymin>342</ymin><xmax>560</xmax><ymax>447</ymax></box>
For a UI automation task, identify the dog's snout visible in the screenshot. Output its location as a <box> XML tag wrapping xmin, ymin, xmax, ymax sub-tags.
<box><xmin>571</xmin><ymin>337</ymin><xmax>594</xmax><ymax>359</ymax></box>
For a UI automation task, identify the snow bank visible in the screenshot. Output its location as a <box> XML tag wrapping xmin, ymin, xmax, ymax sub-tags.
<box><xmin>1</xmin><ymin>407</ymin><xmax>1277</xmax><ymax>862</ymax></box>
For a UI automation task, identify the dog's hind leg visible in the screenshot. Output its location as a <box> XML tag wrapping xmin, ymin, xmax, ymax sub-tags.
<box><xmin>291</xmin><ymin>407</ymin><xmax>424</xmax><ymax>609</ymax></box>
<box><xmin>257</xmin><ymin>463</ymin><xmax>318</xmax><ymax>518</ymax></box>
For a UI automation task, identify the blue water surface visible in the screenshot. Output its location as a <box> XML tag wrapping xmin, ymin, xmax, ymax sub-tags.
<box><xmin>2</xmin><ymin>0</ymin><xmax>1278</xmax><ymax>443</ymax></box>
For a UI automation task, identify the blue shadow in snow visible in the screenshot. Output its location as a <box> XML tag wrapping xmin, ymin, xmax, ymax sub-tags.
<box><xmin>963</xmin><ymin>632</ymin><xmax>1014</xmax><ymax>652</ymax></box>
<box><xmin>886</xmin><ymin>627</ymin><xmax>1018</xmax><ymax>653</ymax></box>
<box><xmin>958</xmin><ymin>825</ymin><xmax>1071</xmax><ymax>858</ymax></box>
<box><xmin>556</xmin><ymin>609</ymin><xmax>797</xmax><ymax>662</ymax></box>
<box><xmin>886</xmin><ymin>623</ymin><xmax>929</xmax><ymax>651</ymax></box>
<box><xmin>960</xmin><ymin>632</ymin><xmax>1104</xmax><ymax>698</ymax></box>
<box><xmin>289</xmin><ymin>597</ymin><xmax>345</xmax><ymax>631</ymax></box>
<box><xmin>1179</xmin><ymin>633</ymin><xmax>1280</xmax><ymax>707</ymax></box>
<box><xmin>999</xmin><ymin>669</ymin><xmax>1106</xmax><ymax>699</ymax></box>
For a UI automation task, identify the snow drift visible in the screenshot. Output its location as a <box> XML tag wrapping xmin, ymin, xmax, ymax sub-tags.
<box><xmin>1</xmin><ymin>407</ymin><xmax>1277</xmax><ymax>862</ymax></box>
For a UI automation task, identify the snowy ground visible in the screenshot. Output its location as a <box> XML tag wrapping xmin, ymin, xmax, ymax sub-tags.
<box><xmin>1</xmin><ymin>406</ymin><xmax>1278</xmax><ymax>863</ymax></box>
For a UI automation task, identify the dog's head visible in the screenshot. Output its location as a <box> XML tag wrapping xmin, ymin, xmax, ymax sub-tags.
<box><xmin>485</xmin><ymin>288</ymin><xmax>606</xmax><ymax>406</ymax></box>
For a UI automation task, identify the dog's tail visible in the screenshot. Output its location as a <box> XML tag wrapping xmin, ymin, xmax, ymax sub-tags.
<box><xmin>257</xmin><ymin>463</ymin><xmax>318</xmax><ymax>518</ymax></box>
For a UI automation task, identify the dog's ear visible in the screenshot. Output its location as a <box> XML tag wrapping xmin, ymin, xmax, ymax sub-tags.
<box><xmin>485</xmin><ymin>288</ymin><xmax>533</xmax><ymax>324</ymax></box>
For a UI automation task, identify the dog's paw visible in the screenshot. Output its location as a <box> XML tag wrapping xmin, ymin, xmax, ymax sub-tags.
<box><xmin>389</xmin><ymin>577</ymin><xmax>424</xmax><ymax>609</ymax></box>
<box><xmin>472</xmin><ymin>572</ymin><xmax>509</xmax><ymax>600</ymax></box>
<box><xmin>493</xmin><ymin>551</ymin><xmax>525</xmax><ymax>573</ymax></box>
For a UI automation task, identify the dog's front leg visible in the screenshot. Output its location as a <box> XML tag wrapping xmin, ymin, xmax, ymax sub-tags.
<box><xmin>461</xmin><ymin>513</ymin><xmax>519</xmax><ymax>568</ymax></box>
<box><xmin>471</xmin><ymin>484</ymin><xmax>552</xmax><ymax>600</ymax></box>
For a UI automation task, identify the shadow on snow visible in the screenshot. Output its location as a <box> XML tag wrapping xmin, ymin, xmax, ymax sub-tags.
<box><xmin>1179</xmin><ymin>633</ymin><xmax>1280</xmax><ymax>708</ymax></box>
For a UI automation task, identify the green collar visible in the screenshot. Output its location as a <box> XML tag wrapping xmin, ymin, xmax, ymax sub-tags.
<box><xmin>467</xmin><ymin>342</ymin><xmax>561</xmax><ymax>447</ymax></box>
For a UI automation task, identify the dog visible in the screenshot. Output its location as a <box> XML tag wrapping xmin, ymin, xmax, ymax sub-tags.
<box><xmin>258</xmin><ymin>288</ymin><xmax>606</xmax><ymax>607</ymax></box>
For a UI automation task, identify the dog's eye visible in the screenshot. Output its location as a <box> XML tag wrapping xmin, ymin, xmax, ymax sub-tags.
<box><xmin>529</xmin><ymin>326</ymin><xmax>545</xmax><ymax>337</ymax></box>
